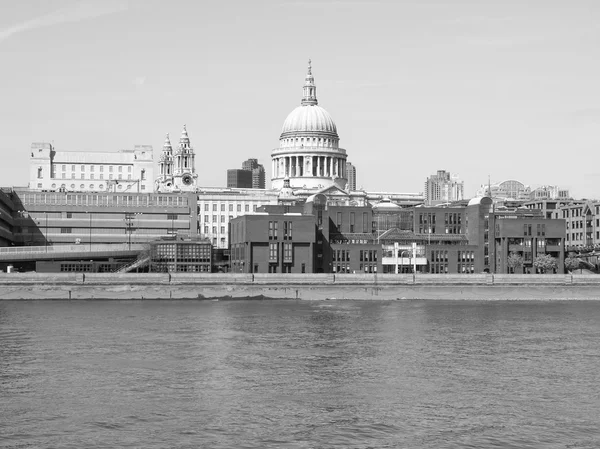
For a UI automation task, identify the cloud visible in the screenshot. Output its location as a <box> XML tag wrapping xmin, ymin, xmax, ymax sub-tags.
<box><xmin>133</xmin><ymin>76</ymin><xmax>146</xmax><ymax>86</ymax></box>
<box><xmin>0</xmin><ymin>0</ymin><xmax>129</xmax><ymax>43</ymax></box>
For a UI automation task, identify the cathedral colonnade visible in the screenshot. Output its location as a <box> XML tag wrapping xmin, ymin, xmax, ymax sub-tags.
<box><xmin>271</xmin><ymin>155</ymin><xmax>346</xmax><ymax>179</ymax></box>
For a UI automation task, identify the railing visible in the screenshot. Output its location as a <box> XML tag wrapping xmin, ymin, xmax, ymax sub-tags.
<box><xmin>0</xmin><ymin>243</ymin><xmax>146</xmax><ymax>255</ymax></box>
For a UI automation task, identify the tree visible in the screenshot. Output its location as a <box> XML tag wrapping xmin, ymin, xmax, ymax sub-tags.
<box><xmin>506</xmin><ymin>252</ymin><xmax>524</xmax><ymax>273</ymax></box>
<box><xmin>564</xmin><ymin>252</ymin><xmax>581</xmax><ymax>273</ymax></box>
<box><xmin>533</xmin><ymin>254</ymin><xmax>558</xmax><ymax>274</ymax></box>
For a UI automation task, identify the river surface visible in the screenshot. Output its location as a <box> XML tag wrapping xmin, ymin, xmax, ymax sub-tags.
<box><xmin>1</xmin><ymin>299</ymin><xmax>600</xmax><ymax>449</ymax></box>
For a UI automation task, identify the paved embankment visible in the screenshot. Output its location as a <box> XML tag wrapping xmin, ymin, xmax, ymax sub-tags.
<box><xmin>1</xmin><ymin>273</ymin><xmax>599</xmax><ymax>300</ymax></box>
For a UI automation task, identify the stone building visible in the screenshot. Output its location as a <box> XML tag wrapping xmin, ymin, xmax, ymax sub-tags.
<box><xmin>155</xmin><ymin>125</ymin><xmax>198</xmax><ymax>192</ymax></box>
<box><xmin>271</xmin><ymin>60</ymin><xmax>348</xmax><ymax>191</ymax></box>
<box><xmin>29</xmin><ymin>142</ymin><xmax>154</xmax><ymax>193</ymax></box>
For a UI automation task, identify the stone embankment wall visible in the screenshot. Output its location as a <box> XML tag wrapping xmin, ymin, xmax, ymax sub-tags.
<box><xmin>1</xmin><ymin>273</ymin><xmax>599</xmax><ymax>300</ymax></box>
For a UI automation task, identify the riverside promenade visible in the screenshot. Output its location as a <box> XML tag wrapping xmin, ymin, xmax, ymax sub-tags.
<box><xmin>1</xmin><ymin>273</ymin><xmax>600</xmax><ymax>300</ymax></box>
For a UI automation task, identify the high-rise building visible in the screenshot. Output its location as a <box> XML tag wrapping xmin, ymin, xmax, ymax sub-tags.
<box><xmin>227</xmin><ymin>169</ymin><xmax>253</xmax><ymax>188</ymax></box>
<box><xmin>424</xmin><ymin>170</ymin><xmax>464</xmax><ymax>206</ymax></box>
<box><xmin>236</xmin><ymin>158</ymin><xmax>266</xmax><ymax>189</ymax></box>
<box><xmin>346</xmin><ymin>162</ymin><xmax>356</xmax><ymax>191</ymax></box>
<box><xmin>242</xmin><ymin>158</ymin><xmax>259</xmax><ymax>171</ymax></box>
<box><xmin>251</xmin><ymin>166</ymin><xmax>265</xmax><ymax>189</ymax></box>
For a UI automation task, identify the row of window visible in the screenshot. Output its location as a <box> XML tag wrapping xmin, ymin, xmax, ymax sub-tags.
<box><xmin>20</xmin><ymin>193</ymin><xmax>187</xmax><ymax>207</ymax></box>
<box><xmin>268</xmin><ymin>221</ymin><xmax>293</xmax><ymax>240</ymax></box>
<box><xmin>202</xmin><ymin>203</ymin><xmax>258</xmax><ymax>212</ymax></box>
<box><xmin>54</xmin><ymin>164</ymin><xmax>133</xmax><ymax>173</ymax></box>
<box><xmin>204</xmin><ymin>226</ymin><xmax>226</xmax><ymax>235</ymax></box>
<box><xmin>268</xmin><ymin>242</ymin><xmax>293</xmax><ymax>263</ymax></box>
<box><xmin>523</xmin><ymin>224</ymin><xmax>546</xmax><ymax>236</ymax></box>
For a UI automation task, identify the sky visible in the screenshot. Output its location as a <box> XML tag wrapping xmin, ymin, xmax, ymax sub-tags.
<box><xmin>0</xmin><ymin>0</ymin><xmax>599</xmax><ymax>198</ymax></box>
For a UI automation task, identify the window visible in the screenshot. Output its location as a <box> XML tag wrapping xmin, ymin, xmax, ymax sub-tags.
<box><xmin>212</xmin><ymin>215</ymin><xmax>217</xmax><ymax>223</ymax></box>
<box><xmin>128</xmin><ymin>175</ymin><xmax>131</xmax><ymax>180</ymax></box>
<box><xmin>100</xmin><ymin>166</ymin><xmax>104</xmax><ymax>172</ymax></box>
<box><xmin>109</xmin><ymin>166</ymin><xmax>113</xmax><ymax>173</ymax></box>
<box><xmin>229</xmin><ymin>204</ymin><xmax>233</xmax><ymax>212</ymax></box>
<box><xmin>81</xmin><ymin>174</ymin><xmax>85</xmax><ymax>179</ymax></box>
<box><xmin>100</xmin><ymin>174</ymin><xmax>104</xmax><ymax>180</ymax></box>
<box><xmin>118</xmin><ymin>174</ymin><xmax>122</xmax><ymax>180</ymax></box>
<box><xmin>91</xmin><ymin>174</ymin><xmax>94</xmax><ymax>180</ymax></box>
<box><xmin>37</xmin><ymin>168</ymin><xmax>42</xmax><ymax>178</ymax></box>
<box><xmin>91</xmin><ymin>166</ymin><xmax>95</xmax><ymax>172</ymax></box>
<box><xmin>128</xmin><ymin>166</ymin><xmax>132</xmax><ymax>172</ymax></box>
<box><xmin>213</xmin><ymin>204</ymin><xmax>217</xmax><ymax>212</ymax></box>
<box><xmin>204</xmin><ymin>215</ymin><xmax>209</xmax><ymax>222</ymax></box>
<box><xmin>245</xmin><ymin>205</ymin><xmax>249</xmax><ymax>212</ymax></box>
<box><xmin>204</xmin><ymin>226</ymin><xmax>209</xmax><ymax>234</ymax></box>
<box><xmin>362</xmin><ymin>212</ymin><xmax>368</xmax><ymax>232</ymax></box>
<box><xmin>220</xmin><ymin>216</ymin><xmax>225</xmax><ymax>223</ymax></box>
<box><xmin>71</xmin><ymin>173</ymin><xmax>75</xmax><ymax>179</ymax></box>
<box><xmin>60</xmin><ymin>228</ymin><xmax>72</xmax><ymax>233</ymax></box>
<box><xmin>81</xmin><ymin>165</ymin><xmax>85</xmax><ymax>171</ymax></box>
<box><xmin>237</xmin><ymin>204</ymin><xmax>242</xmax><ymax>212</ymax></box>
<box><xmin>212</xmin><ymin>226</ymin><xmax>217</xmax><ymax>234</ymax></box>
<box><xmin>118</xmin><ymin>166</ymin><xmax>122</xmax><ymax>173</ymax></box>
<box><xmin>269</xmin><ymin>242</ymin><xmax>278</xmax><ymax>262</ymax></box>
<box><xmin>221</xmin><ymin>204</ymin><xmax>225</xmax><ymax>212</ymax></box>
<box><xmin>283</xmin><ymin>243</ymin><xmax>292</xmax><ymax>263</ymax></box>
<box><xmin>71</xmin><ymin>165</ymin><xmax>75</xmax><ymax>171</ymax></box>
<box><xmin>141</xmin><ymin>170</ymin><xmax>146</xmax><ymax>180</ymax></box>
<box><xmin>350</xmin><ymin>212</ymin><xmax>355</xmax><ymax>232</ymax></box>
<box><xmin>221</xmin><ymin>226</ymin><xmax>225</xmax><ymax>234</ymax></box>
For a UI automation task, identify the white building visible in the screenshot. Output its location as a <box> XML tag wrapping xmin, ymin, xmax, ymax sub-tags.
<box><xmin>271</xmin><ymin>60</ymin><xmax>348</xmax><ymax>191</ymax></box>
<box><xmin>197</xmin><ymin>188</ymin><xmax>279</xmax><ymax>248</ymax></box>
<box><xmin>29</xmin><ymin>142</ymin><xmax>154</xmax><ymax>193</ymax></box>
<box><xmin>424</xmin><ymin>170</ymin><xmax>464</xmax><ymax>205</ymax></box>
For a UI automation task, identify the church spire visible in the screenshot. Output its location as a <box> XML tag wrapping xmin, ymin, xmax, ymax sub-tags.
<box><xmin>163</xmin><ymin>133</ymin><xmax>172</xmax><ymax>153</ymax></box>
<box><xmin>179</xmin><ymin>124</ymin><xmax>190</xmax><ymax>149</ymax></box>
<box><xmin>301</xmin><ymin>59</ymin><xmax>318</xmax><ymax>106</ymax></box>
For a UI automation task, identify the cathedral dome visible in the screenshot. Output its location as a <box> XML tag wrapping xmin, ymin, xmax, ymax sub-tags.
<box><xmin>281</xmin><ymin>105</ymin><xmax>338</xmax><ymax>137</ymax></box>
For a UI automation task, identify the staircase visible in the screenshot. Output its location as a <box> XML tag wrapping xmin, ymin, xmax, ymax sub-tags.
<box><xmin>114</xmin><ymin>255</ymin><xmax>150</xmax><ymax>273</ymax></box>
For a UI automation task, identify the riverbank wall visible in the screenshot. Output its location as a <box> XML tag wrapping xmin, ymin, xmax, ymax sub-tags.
<box><xmin>1</xmin><ymin>273</ymin><xmax>600</xmax><ymax>300</ymax></box>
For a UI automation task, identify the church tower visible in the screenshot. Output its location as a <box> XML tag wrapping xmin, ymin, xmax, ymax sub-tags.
<box><xmin>157</xmin><ymin>133</ymin><xmax>174</xmax><ymax>190</ymax></box>
<box><xmin>172</xmin><ymin>124</ymin><xmax>197</xmax><ymax>191</ymax></box>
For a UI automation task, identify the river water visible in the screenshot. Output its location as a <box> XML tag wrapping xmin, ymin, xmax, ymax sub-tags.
<box><xmin>1</xmin><ymin>299</ymin><xmax>599</xmax><ymax>449</ymax></box>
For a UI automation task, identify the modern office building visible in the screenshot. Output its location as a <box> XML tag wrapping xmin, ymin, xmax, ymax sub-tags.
<box><xmin>271</xmin><ymin>60</ymin><xmax>348</xmax><ymax>190</ymax></box>
<box><xmin>241</xmin><ymin>158</ymin><xmax>266</xmax><ymax>189</ymax></box>
<box><xmin>9</xmin><ymin>188</ymin><xmax>198</xmax><ymax>247</ymax></box>
<box><xmin>149</xmin><ymin>238</ymin><xmax>212</xmax><ymax>273</ymax></box>
<box><xmin>558</xmin><ymin>200</ymin><xmax>600</xmax><ymax>250</ymax></box>
<box><xmin>424</xmin><ymin>170</ymin><xmax>464</xmax><ymax>206</ymax></box>
<box><xmin>346</xmin><ymin>162</ymin><xmax>356</xmax><ymax>191</ymax></box>
<box><xmin>229</xmin><ymin>212</ymin><xmax>315</xmax><ymax>273</ymax></box>
<box><xmin>29</xmin><ymin>142</ymin><xmax>154</xmax><ymax>193</ymax></box>
<box><xmin>227</xmin><ymin>169</ymin><xmax>253</xmax><ymax>189</ymax></box>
